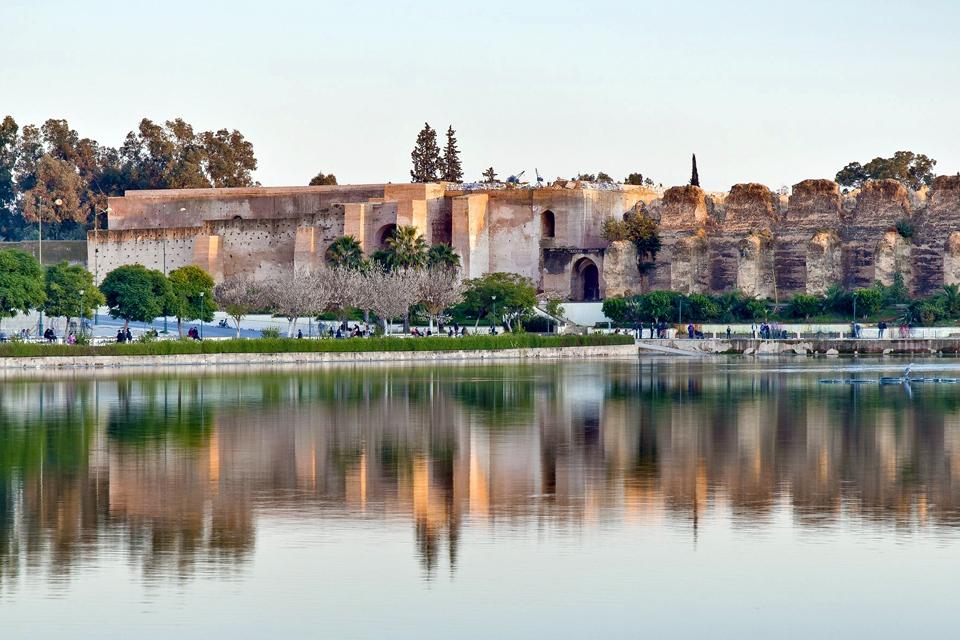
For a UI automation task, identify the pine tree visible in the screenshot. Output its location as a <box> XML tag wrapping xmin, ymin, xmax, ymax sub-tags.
<box><xmin>690</xmin><ymin>154</ymin><xmax>700</xmax><ymax>187</ymax></box>
<box><xmin>440</xmin><ymin>126</ymin><xmax>463</xmax><ymax>182</ymax></box>
<box><xmin>482</xmin><ymin>167</ymin><xmax>497</xmax><ymax>183</ymax></box>
<box><xmin>410</xmin><ymin>123</ymin><xmax>441</xmax><ymax>183</ymax></box>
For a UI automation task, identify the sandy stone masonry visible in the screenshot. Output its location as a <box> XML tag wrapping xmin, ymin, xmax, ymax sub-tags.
<box><xmin>90</xmin><ymin>176</ymin><xmax>960</xmax><ymax>300</ymax></box>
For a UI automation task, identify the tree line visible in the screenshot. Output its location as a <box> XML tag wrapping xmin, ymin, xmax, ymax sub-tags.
<box><xmin>602</xmin><ymin>276</ymin><xmax>960</xmax><ymax>327</ymax></box>
<box><xmin>0</xmin><ymin>116</ymin><xmax>258</xmax><ymax>241</ymax></box>
<box><xmin>0</xmin><ymin>229</ymin><xmax>539</xmax><ymax>340</ymax></box>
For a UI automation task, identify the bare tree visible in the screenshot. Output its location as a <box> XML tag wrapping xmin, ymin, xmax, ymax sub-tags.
<box><xmin>213</xmin><ymin>275</ymin><xmax>266</xmax><ymax>338</ymax></box>
<box><xmin>368</xmin><ymin>268</ymin><xmax>421</xmax><ymax>335</ymax></box>
<box><xmin>268</xmin><ymin>268</ymin><xmax>330</xmax><ymax>336</ymax></box>
<box><xmin>418</xmin><ymin>266</ymin><xmax>464</xmax><ymax>333</ymax></box>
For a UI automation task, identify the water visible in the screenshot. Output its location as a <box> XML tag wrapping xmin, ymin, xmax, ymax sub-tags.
<box><xmin>1</xmin><ymin>359</ymin><xmax>959</xmax><ymax>638</ymax></box>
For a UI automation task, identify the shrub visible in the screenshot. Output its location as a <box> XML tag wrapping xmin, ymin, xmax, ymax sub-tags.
<box><xmin>0</xmin><ymin>334</ymin><xmax>635</xmax><ymax>358</ymax></box>
<box><xmin>895</xmin><ymin>218</ymin><xmax>914</xmax><ymax>239</ymax></box>
<box><xmin>260</xmin><ymin>327</ymin><xmax>282</xmax><ymax>339</ymax></box>
<box><xmin>789</xmin><ymin>294</ymin><xmax>821</xmax><ymax>319</ymax></box>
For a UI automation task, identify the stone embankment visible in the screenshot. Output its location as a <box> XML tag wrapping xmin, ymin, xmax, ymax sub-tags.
<box><xmin>639</xmin><ymin>338</ymin><xmax>960</xmax><ymax>356</ymax></box>
<box><xmin>0</xmin><ymin>343</ymin><xmax>639</xmax><ymax>370</ymax></box>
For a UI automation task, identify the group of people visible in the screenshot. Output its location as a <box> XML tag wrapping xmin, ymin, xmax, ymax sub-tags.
<box><xmin>631</xmin><ymin>321</ymin><xmax>671</xmax><ymax>339</ymax></box>
<box><xmin>115</xmin><ymin>328</ymin><xmax>134</xmax><ymax>343</ymax></box>
<box><xmin>291</xmin><ymin>321</ymin><xmax>486</xmax><ymax>339</ymax></box>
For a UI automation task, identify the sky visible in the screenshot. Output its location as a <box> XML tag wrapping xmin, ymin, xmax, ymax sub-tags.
<box><xmin>1</xmin><ymin>0</ymin><xmax>958</xmax><ymax>192</ymax></box>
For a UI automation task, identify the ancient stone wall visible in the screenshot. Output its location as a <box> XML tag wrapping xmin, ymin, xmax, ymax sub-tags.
<box><xmin>93</xmin><ymin>178</ymin><xmax>960</xmax><ymax>300</ymax></box>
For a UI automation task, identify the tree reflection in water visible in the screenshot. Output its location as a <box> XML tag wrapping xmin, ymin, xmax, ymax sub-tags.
<box><xmin>0</xmin><ymin>360</ymin><xmax>959</xmax><ymax>590</ymax></box>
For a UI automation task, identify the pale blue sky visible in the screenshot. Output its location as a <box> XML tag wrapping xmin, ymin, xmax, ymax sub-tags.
<box><xmin>1</xmin><ymin>0</ymin><xmax>957</xmax><ymax>191</ymax></box>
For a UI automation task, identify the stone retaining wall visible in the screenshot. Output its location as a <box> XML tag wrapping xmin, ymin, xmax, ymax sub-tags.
<box><xmin>0</xmin><ymin>344</ymin><xmax>639</xmax><ymax>370</ymax></box>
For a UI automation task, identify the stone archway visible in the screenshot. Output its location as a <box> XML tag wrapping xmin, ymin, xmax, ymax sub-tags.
<box><xmin>571</xmin><ymin>257</ymin><xmax>601</xmax><ymax>301</ymax></box>
<box><xmin>375</xmin><ymin>223</ymin><xmax>397</xmax><ymax>250</ymax></box>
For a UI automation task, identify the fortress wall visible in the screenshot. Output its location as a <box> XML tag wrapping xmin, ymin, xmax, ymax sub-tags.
<box><xmin>208</xmin><ymin>218</ymin><xmax>300</xmax><ymax>281</ymax></box>
<box><xmin>777</xmin><ymin>180</ymin><xmax>841</xmax><ymax>296</ymax></box>
<box><xmin>108</xmin><ymin>185</ymin><xmax>385</xmax><ymax>231</ymax></box>
<box><xmin>841</xmin><ymin>179</ymin><xmax>914</xmax><ymax>290</ymax></box>
<box><xmin>914</xmin><ymin>176</ymin><xmax>960</xmax><ymax>292</ymax></box>
<box><xmin>90</xmin><ymin>228</ymin><xmax>200</xmax><ymax>284</ymax></box>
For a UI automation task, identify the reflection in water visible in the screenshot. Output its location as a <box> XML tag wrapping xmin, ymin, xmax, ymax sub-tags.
<box><xmin>1</xmin><ymin>361</ymin><xmax>960</xmax><ymax>593</ymax></box>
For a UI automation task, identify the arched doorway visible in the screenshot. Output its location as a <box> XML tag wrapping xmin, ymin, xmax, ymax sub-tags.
<box><xmin>375</xmin><ymin>223</ymin><xmax>397</xmax><ymax>249</ymax></box>
<box><xmin>541</xmin><ymin>210</ymin><xmax>555</xmax><ymax>238</ymax></box>
<box><xmin>571</xmin><ymin>257</ymin><xmax>601</xmax><ymax>301</ymax></box>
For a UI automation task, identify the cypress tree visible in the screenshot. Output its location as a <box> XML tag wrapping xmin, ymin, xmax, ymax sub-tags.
<box><xmin>440</xmin><ymin>126</ymin><xmax>463</xmax><ymax>182</ymax></box>
<box><xmin>690</xmin><ymin>154</ymin><xmax>700</xmax><ymax>187</ymax></box>
<box><xmin>410</xmin><ymin>123</ymin><xmax>441</xmax><ymax>183</ymax></box>
<box><xmin>482</xmin><ymin>167</ymin><xmax>497</xmax><ymax>183</ymax></box>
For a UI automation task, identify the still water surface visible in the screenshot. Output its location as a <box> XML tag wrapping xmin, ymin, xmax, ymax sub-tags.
<box><xmin>0</xmin><ymin>359</ymin><xmax>958</xmax><ymax>638</ymax></box>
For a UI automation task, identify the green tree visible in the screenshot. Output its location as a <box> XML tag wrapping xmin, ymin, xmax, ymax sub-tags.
<box><xmin>42</xmin><ymin>261</ymin><xmax>104</xmax><ymax>332</ymax></box>
<box><xmin>309</xmin><ymin>171</ymin><xmax>337</xmax><ymax>186</ymax></box>
<box><xmin>427</xmin><ymin>243</ymin><xmax>461</xmax><ymax>269</ymax></box>
<box><xmin>0</xmin><ymin>248</ymin><xmax>45</xmax><ymax>330</ymax></box>
<box><xmin>596</xmin><ymin>171</ymin><xmax>614</xmax><ymax>183</ymax></box>
<box><xmin>482</xmin><ymin>167</ymin><xmax>497</xmax><ymax>183</ymax></box>
<box><xmin>168</xmin><ymin>265</ymin><xmax>216</xmax><ymax>337</ymax></box>
<box><xmin>623</xmin><ymin>172</ymin><xmax>644</xmax><ymax>186</ymax></box>
<box><xmin>460</xmin><ymin>272</ymin><xmax>537</xmax><ymax>331</ymax></box>
<box><xmin>325</xmin><ymin>235</ymin><xmax>365</xmax><ymax>270</ymax></box>
<box><xmin>200</xmin><ymin>128</ymin><xmax>258</xmax><ymax>188</ymax></box>
<box><xmin>0</xmin><ymin>116</ymin><xmax>17</xmax><ymax>211</ymax></box>
<box><xmin>852</xmin><ymin>288</ymin><xmax>883</xmax><ymax>317</ymax></box>
<box><xmin>690</xmin><ymin>153</ymin><xmax>700</xmax><ymax>187</ymax></box>
<box><xmin>384</xmin><ymin>225</ymin><xmax>428</xmax><ymax>270</ymax></box>
<box><xmin>410</xmin><ymin>123</ymin><xmax>441</xmax><ymax>183</ymax></box>
<box><xmin>789</xmin><ymin>293</ymin><xmax>821</xmax><ymax>320</ymax></box>
<box><xmin>440</xmin><ymin>126</ymin><xmax>463</xmax><ymax>182</ymax></box>
<box><xmin>835</xmin><ymin>151</ymin><xmax>936</xmax><ymax>190</ymax></box>
<box><xmin>100</xmin><ymin>264</ymin><xmax>172</xmax><ymax>330</ymax></box>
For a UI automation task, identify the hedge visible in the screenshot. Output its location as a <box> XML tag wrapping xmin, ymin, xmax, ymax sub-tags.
<box><xmin>0</xmin><ymin>334</ymin><xmax>634</xmax><ymax>358</ymax></box>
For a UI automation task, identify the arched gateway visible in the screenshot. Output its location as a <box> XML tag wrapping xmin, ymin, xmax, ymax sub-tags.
<box><xmin>571</xmin><ymin>257</ymin><xmax>601</xmax><ymax>301</ymax></box>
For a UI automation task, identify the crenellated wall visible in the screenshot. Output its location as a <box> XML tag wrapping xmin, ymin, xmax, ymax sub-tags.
<box><xmin>92</xmin><ymin>177</ymin><xmax>960</xmax><ymax>300</ymax></box>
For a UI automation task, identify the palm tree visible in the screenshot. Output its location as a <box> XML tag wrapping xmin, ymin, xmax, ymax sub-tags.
<box><xmin>325</xmin><ymin>235</ymin><xmax>364</xmax><ymax>269</ymax></box>
<box><xmin>942</xmin><ymin>284</ymin><xmax>960</xmax><ymax>318</ymax></box>
<box><xmin>427</xmin><ymin>243</ymin><xmax>461</xmax><ymax>269</ymax></box>
<box><xmin>385</xmin><ymin>225</ymin><xmax>428</xmax><ymax>270</ymax></box>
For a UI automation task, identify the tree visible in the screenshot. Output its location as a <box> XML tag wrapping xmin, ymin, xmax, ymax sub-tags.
<box><xmin>385</xmin><ymin>225</ymin><xmax>428</xmax><ymax>270</ymax></box>
<box><xmin>440</xmin><ymin>126</ymin><xmax>463</xmax><ymax>182</ymax></box>
<box><xmin>418</xmin><ymin>265</ymin><xmax>464</xmax><ymax>333</ymax></box>
<box><xmin>214</xmin><ymin>275</ymin><xmax>266</xmax><ymax>337</ymax></box>
<box><xmin>789</xmin><ymin>294</ymin><xmax>821</xmax><ymax>320</ymax></box>
<box><xmin>596</xmin><ymin>171</ymin><xmax>614</xmax><ymax>183</ymax></box>
<box><xmin>200</xmin><ymin>128</ymin><xmax>258</xmax><ymax>187</ymax></box>
<box><xmin>309</xmin><ymin>172</ymin><xmax>337</xmax><ymax>186</ymax></box>
<box><xmin>410</xmin><ymin>123</ymin><xmax>441</xmax><ymax>183</ymax></box>
<box><xmin>852</xmin><ymin>288</ymin><xmax>884</xmax><ymax>317</ymax></box>
<box><xmin>941</xmin><ymin>284</ymin><xmax>960</xmax><ymax>318</ymax></box>
<box><xmin>690</xmin><ymin>154</ymin><xmax>700</xmax><ymax>187</ymax></box>
<box><xmin>367</xmin><ymin>267</ymin><xmax>422</xmax><ymax>334</ymax></box>
<box><xmin>624</xmin><ymin>172</ymin><xmax>644</xmax><ymax>186</ymax></box>
<box><xmin>461</xmin><ymin>272</ymin><xmax>537</xmax><ymax>331</ymax></box>
<box><xmin>168</xmin><ymin>265</ymin><xmax>216</xmax><ymax>337</ymax></box>
<box><xmin>835</xmin><ymin>151</ymin><xmax>937</xmax><ymax>190</ymax></box>
<box><xmin>0</xmin><ymin>248</ymin><xmax>45</xmax><ymax>330</ymax></box>
<box><xmin>268</xmin><ymin>269</ymin><xmax>330</xmax><ymax>336</ymax></box>
<box><xmin>426</xmin><ymin>243</ymin><xmax>461</xmax><ymax>269</ymax></box>
<box><xmin>482</xmin><ymin>167</ymin><xmax>498</xmax><ymax>183</ymax></box>
<box><xmin>325</xmin><ymin>235</ymin><xmax>365</xmax><ymax>270</ymax></box>
<box><xmin>0</xmin><ymin>116</ymin><xmax>18</xmax><ymax>211</ymax></box>
<box><xmin>42</xmin><ymin>262</ymin><xmax>104</xmax><ymax>332</ymax></box>
<box><xmin>100</xmin><ymin>264</ymin><xmax>172</xmax><ymax>330</ymax></box>
<box><xmin>575</xmin><ymin>173</ymin><xmax>596</xmax><ymax>182</ymax></box>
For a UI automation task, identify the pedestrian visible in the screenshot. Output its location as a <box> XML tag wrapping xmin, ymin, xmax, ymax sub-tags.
<box><xmin>125</xmin><ymin>328</ymin><xmax>133</xmax><ymax>342</ymax></box>
<box><xmin>297</xmin><ymin>329</ymin><xmax>303</xmax><ymax>339</ymax></box>
<box><xmin>687</xmin><ymin>323</ymin><xmax>694</xmax><ymax>339</ymax></box>
<box><xmin>878</xmin><ymin>321</ymin><xmax>886</xmax><ymax>339</ymax></box>
<box><xmin>116</xmin><ymin>329</ymin><xmax>125</xmax><ymax>343</ymax></box>
<box><xmin>726</xmin><ymin>326</ymin><xmax>732</xmax><ymax>340</ymax></box>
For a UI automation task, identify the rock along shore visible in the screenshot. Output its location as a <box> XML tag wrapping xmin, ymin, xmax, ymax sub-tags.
<box><xmin>0</xmin><ymin>343</ymin><xmax>640</xmax><ymax>370</ymax></box>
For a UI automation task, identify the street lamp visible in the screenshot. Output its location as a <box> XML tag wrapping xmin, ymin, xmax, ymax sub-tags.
<box><xmin>37</xmin><ymin>197</ymin><xmax>63</xmax><ymax>336</ymax></box>
<box><xmin>199</xmin><ymin>291</ymin><xmax>205</xmax><ymax>340</ymax></box>
<box><xmin>491</xmin><ymin>295</ymin><xmax>497</xmax><ymax>334</ymax></box>
<box><xmin>78</xmin><ymin>289</ymin><xmax>85</xmax><ymax>338</ymax></box>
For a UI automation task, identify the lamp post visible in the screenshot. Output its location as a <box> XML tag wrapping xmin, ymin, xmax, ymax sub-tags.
<box><xmin>199</xmin><ymin>291</ymin><xmax>205</xmax><ymax>340</ymax></box>
<box><xmin>92</xmin><ymin>205</ymin><xmax>111</xmax><ymax>325</ymax></box>
<box><xmin>37</xmin><ymin>197</ymin><xmax>63</xmax><ymax>336</ymax></box>
<box><xmin>491</xmin><ymin>295</ymin><xmax>497</xmax><ymax>334</ymax></box>
<box><xmin>78</xmin><ymin>289</ymin><xmax>85</xmax><ymax>338</ymax></box>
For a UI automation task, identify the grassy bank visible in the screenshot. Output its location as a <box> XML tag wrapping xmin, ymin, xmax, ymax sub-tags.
<box><xmin>0</xmin><ymin>334</ymin><xmax>634</xmax><ymax>358</ymax></box>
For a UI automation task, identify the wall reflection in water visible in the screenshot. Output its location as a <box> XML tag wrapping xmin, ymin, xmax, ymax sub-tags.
<box><xmin>1</xmin><ymin>361</ymin><xmax>959</xmax><ymax>590</ymax></box>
